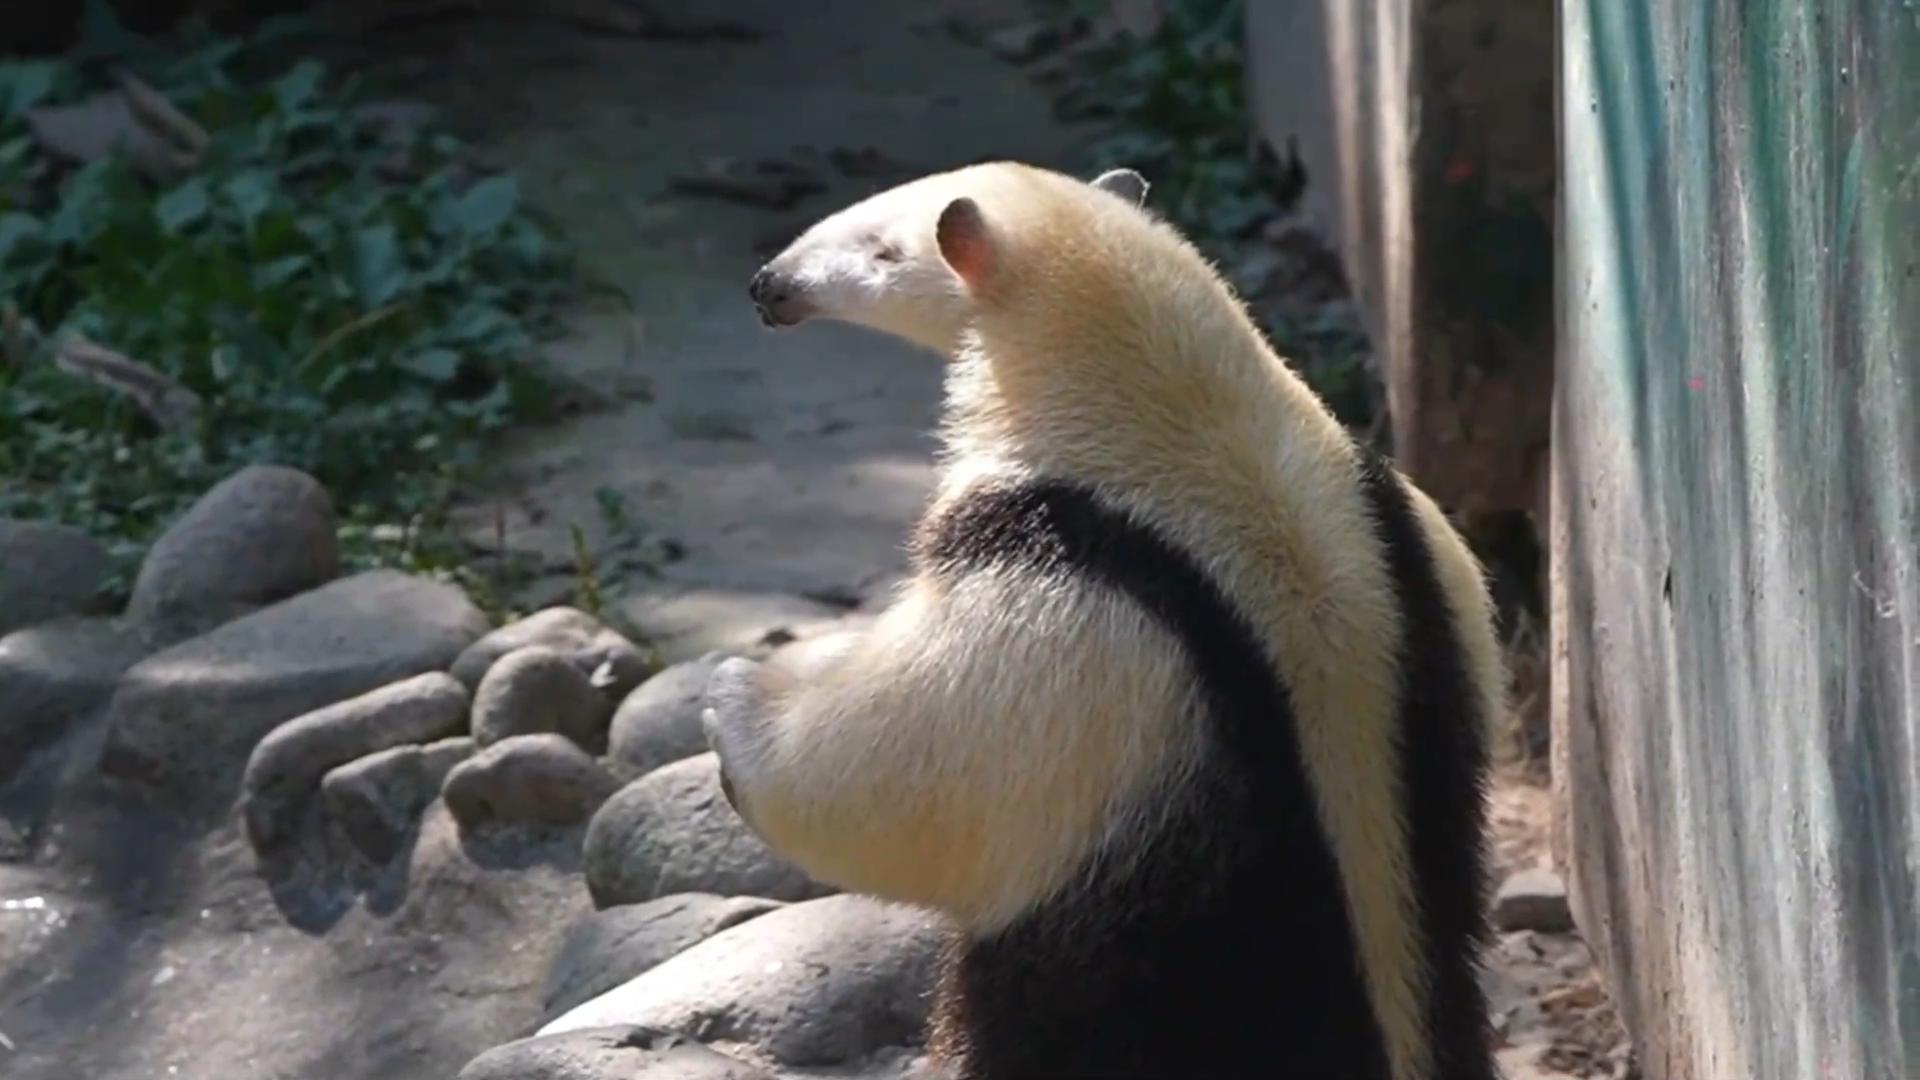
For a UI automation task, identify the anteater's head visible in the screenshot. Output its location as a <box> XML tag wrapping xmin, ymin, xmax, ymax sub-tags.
<box><xmin>748</xmin><ymin>162</ymin><xmax>1149</xmax><ymax>356</ymax></box>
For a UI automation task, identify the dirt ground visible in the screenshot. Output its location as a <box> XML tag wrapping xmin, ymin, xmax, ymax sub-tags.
<box><xmin>1485</xmin><ymin>769</ymin><xmax>1636</xmax><ymax>1079</ymax></box>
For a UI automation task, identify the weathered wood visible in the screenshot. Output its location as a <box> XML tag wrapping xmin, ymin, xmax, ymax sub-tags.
<box><xmin>1554</xmin><ymin>2</ymin><xmax>1920</xmax><ymax>1078</ymax></box>
<box><xmin>1242</xmin><ymin>0</ymin><xmax>1555</xmax><ymax>521</ymax></box>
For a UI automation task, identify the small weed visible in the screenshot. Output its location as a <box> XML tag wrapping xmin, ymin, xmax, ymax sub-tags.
<box><xmin>594</xmin><ymin>483</ymin><xmax>643</xmax><ymax>544</ymax></box>
<box><xmin>568</xmin><ymin>521</ymin><xmax>603</xmax><ymax>617</ymax></box>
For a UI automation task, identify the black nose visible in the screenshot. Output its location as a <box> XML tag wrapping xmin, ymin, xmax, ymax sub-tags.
<box><xmin>749</xmin><ymin>266</ymin><xmax>787</xmax><ymax>305</ymax></box>
<box><xmin>749</xmin><ymin>266</ymin><xmax>803</xmax><ymax>327</ymax></box>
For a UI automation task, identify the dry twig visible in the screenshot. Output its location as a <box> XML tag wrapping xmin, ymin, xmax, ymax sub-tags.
<box><xmin>24</xmin><ymin>73</ymin><xmax>206</xmax><ymax>182</ymax></box>
<box><xmin>53</xmin><ymin>335</ymin><xmax>203</xmax><ymax>432</ymax></box>
<box><xmin>113</xmin><ymin>69</ymin><xmax>211</xmax><ymax>157</ymax></box>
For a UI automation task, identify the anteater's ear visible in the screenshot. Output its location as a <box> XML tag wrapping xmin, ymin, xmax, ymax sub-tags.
<box><xmin>936</xmin><ymin>197</ymin><xmax>994</xmax><ymax>288</ymax></box>
<box><xmin>1091</xmin><ymin>167</ymin><xmax>1149</xmax><ymax>206</ymax></box>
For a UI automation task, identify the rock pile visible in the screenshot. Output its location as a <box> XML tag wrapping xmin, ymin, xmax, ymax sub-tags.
<box><xmin>1</xmin><ymin>463</ymin><xmax>933</xmax><ymax>1080</ymax></box>
<box><xmin>99</xmin><ymin>569</ymin><xmax>490</xmax><ymax>807</ymax></box>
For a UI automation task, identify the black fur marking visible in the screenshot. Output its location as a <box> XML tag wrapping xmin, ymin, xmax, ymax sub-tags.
<box><xmin>1354</xmin><ymin>452</ymin><xmax>1498</xmax><ymax>1080</ymax></box>
<box><xmin>914</xmin><ymin>470</ymin><xmax>1494</xmax><ymax>1080</ymax></box>
<box><xmin>919</xmin><ymin>480</ymin><xmax>1383</xmax><ymax>1079</ymax></box>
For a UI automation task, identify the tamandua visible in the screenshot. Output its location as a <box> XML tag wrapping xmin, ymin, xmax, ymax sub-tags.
<box><xmin>709</xmin><ymin>160</ymin><xmax>1504</xmax><ymax>1080</ymax></box>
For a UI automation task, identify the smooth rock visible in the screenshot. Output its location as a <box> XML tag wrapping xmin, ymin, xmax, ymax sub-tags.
<box><xmin>0</xmin><ymin>616</ymin><xmax>152</xmax><ymax>782</ymax></box>
<box><xmin>451</xmin><ymin>606</ymin><xmax>653</xmax><ymax>699</ymax></box>
<box><xmin>542</xmin><ymin>893</ymin><xmax>786</xmax><ymax>1021</ymax></box>
<box><xmin>320</xmin><ymin>735</ymin><xmax>476</xmax><ymax>862</ymax></box>
<box><xmin>444</xmin><ymin>733</ymin><xmax>622</xmax><ymax>829</ymax></box>
<box><xmin>540</xmin><ymin>895</ymin><xmax>945</xmax><ymax>1068</ymax></box>
<box><xmin>472</xmin><ymin>645</ymin><xmax>614</xmax><ymax>750</ymax></box>
<box><xmin>0</xmin><ymin>519</ymin><xmax>112</xmax><ymax>637</ymax></box>
<box><xmin>583</xmin><ymin>753</ymin><xmax>831</xmax><ymax>908</ymax></box>
<box><xmin>127</xmin><ymin>464</ymin><xmax>339</xmax><ymax>633</ymax></box>
<box><xmin>606</xmin><ymin>652</ymin><xmax>730</xmax><ymax>774</ymax></box>
<box><xmin>240</xmin><ymin>671</ymin><xmax>471</xmax><ymax>852</ymax></box>
<box><xmin>99</xmin><ymin>570</ymin><xmax>488</xmax><ymax>804</ymax></box>
<box><xmin>458</xmin><ymin>1026</ymin><xmax>776</xmax><ymax>1080</ymax></box>
<box><xmin>321</xmin><ymin>802</ymin><xmax>594</xmax><ymax>1073</ymax></box>
<box><xmin>1492</xmin><ymin>867</ymin><xmax>1575</xmax><ymax>933</ymax></box>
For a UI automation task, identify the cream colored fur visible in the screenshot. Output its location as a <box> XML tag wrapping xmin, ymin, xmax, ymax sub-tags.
<box><xmin>1405</xmin><ymin>485</ymin><xmax>1509</xmax><ymax>745</ymax></box>
<box><xmin>708</xmin><ymin>162</ymin><xmax>1502</xmax><ymax>1080</ymax></box>
<box><xmin>708</xmin><ymin>568</ymin><xmax>1200</xmax><ymax>927</ymax></box>
<box><xmin>750</xmin><ymin>165</ymin><xmax>1148</xmax><ymax>355</ymax></box>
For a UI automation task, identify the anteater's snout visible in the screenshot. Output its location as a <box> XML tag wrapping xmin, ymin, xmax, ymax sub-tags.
<box><xmin>749</xmin><ymin>265</ymin><xmax>809</xmax><ymax>328</ymax></box>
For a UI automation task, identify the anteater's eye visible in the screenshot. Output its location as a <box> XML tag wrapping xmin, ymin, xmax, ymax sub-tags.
<box><xmin>872</xmin><ymin>241</ymin><xmax>903</xmax><ymax>263</ymax></box>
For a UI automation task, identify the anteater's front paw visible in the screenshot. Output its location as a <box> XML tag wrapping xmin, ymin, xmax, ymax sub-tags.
<box><xmin>702</xmin><ymin>656</ymin><xmax>769</xmax><ymax>817</ymax></box>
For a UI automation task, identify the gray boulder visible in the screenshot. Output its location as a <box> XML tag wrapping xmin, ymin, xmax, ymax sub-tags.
<box><xmin>607</xmin><ymin>652</ymin><xmax>730</xmax><ymax>775</ymax></box>
<box><xmin>240</xmin><ymin>671</ymin><xmax>471</xmax><ymax>852</ymax></box>
<box><xmin>320</xmin><ymin>736</ymin><xmax>475</xmax><ymax>862</ymax></box>
<box><xmin>0</xmin><ymin>519</ymin><xmax>112</xmax><ymax>637</ymax></box>
<box><xmin>583</xmin><ymin>753</ymin><xmax>832</xmax><ymax>908</ymax></box>
<box><xmin>127</xmin><ymin>464</ymin><xmax>339</xmax><ymax>633</ymax></box>
<box><xmin>443</xmin><ymin>733</ymin><xmax>621</xmax><ymax>829</ymax></box>
<box><xmin>472</xmin><ymin>645</ymin><xmax>614</xmax><ymax>750</ymax></box>
<box><xmin>1492</xmin><ymin>867</ymin><xmax>1575</xmax><ymax>934</ymax></box>
<box><xmin>542</xmin><ymin>893</ymin><xmax>786</xmax><ymax>1021</ymax></box>
<box><xmin>99</xmin><ymin>570</ymin><xmax>488</xmax><ymax>804</ymax></box>
<box><xmin>0</xmin><ymin>616</ymin><xmax>152</xmax><ymax>782</ymax></box>
<box><xmin>458</xmin><ymin>1027</ymin><xmax>776</xmax><ymax>1080</ymax></box>
<box><xmin>452</xmin><ymin>606</ymin><xmax>653</xmax><ymax>699</ymax></box>
<box><xmin>539</xmin><ymin>895</ymin><xmax>946</xmax><ymax>1068</ymax></box>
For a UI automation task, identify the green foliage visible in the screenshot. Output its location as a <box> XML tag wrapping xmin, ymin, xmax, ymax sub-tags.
<box><xmin>568</xmin><ymin>522</ymin><xmax>603</xmax><ymax>617</ymax></box>
<box><xmin>1062</xmin><ymin>0</ymin><xmax>1380</xmax><ymax>432</ymax></box>
<box><xmin>1074</xmin><ymin>0</ymin><xmax>1283</xmax><ymax>246</ymax></box>
<box><xmin>594</xmin><ymin>484</ymin><xmax>635</xmax><ymax>540</ymax></box>
<box><xmin>1262</xmin><ymin>300</ymin><xmax>1376</xmax><ymax>432</ymax></box>
<box><xmin>0</xmin><ymin>7</ymin><xmax>569</xmax><ymax>590</ymax></box>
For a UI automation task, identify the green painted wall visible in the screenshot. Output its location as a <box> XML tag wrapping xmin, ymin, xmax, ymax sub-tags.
<box><xmin>1554</xmin><ymin>2</ymin><xmax>1920</xmax><ymax>1078</ymax></box>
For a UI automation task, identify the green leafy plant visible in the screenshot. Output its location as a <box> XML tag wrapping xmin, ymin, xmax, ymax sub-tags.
<box><xmin>1052</xmin><ymin>0</ymin><xmax>1380</xmax><ymax>432</ymax></box>
<box><xmin>0</xmin><ymin>7</ymin><xmax>570</xmax><ymax>591</ymax></box>
<box><xmin>1265</xmin><ymin>302</ymin><xmax>1376</xmax><ymax>431</ymax></box>
<box><xmin>1068</xmin><ymin>0</ymin><xmax>1287</xmax><ymax>246</ymax></box>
